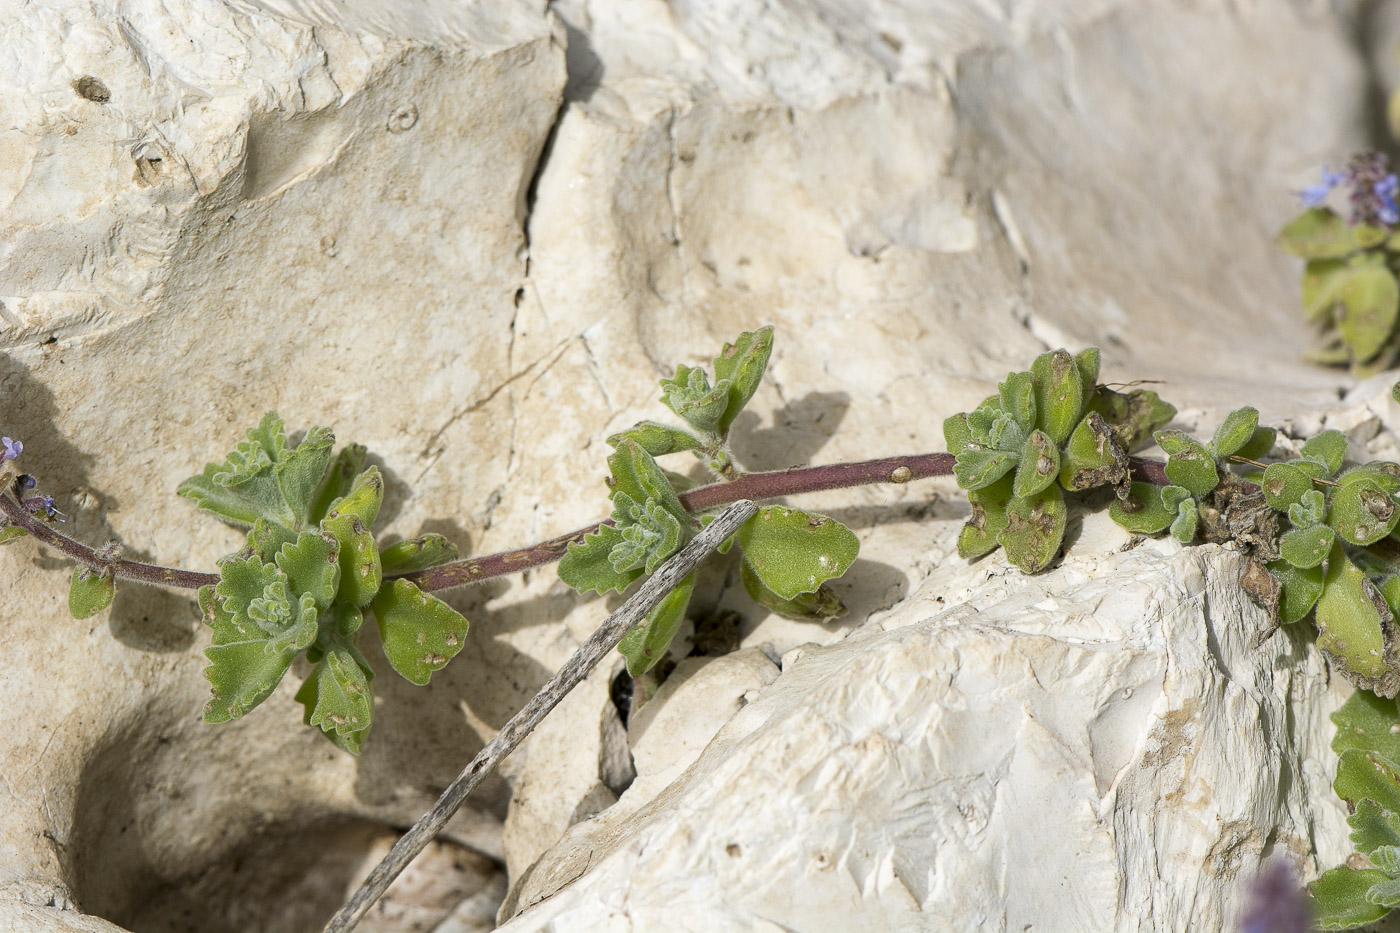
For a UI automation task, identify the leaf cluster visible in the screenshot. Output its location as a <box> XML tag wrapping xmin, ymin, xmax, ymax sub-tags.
<box><xmin>1311</xmin><ymin>690</ymin><xmax>1400</xmax><ymax>929</ymax></box>
<box><xmin>560</xmin><ymin>328</ymin><xmax>859</xmax><ymax>676</ymax></box>
<box><xmin>178</xmin><ymin>413</ymin><xmax>470</xmax><ymax>753</ymax></box>
<box><xmin>945</xmin><ymin>347</ymin><xmax>1176</xmax><ymax>572</ymax></box>
<box><xmin>1278</xmin><ymin>208</ymin><xmax>1400</xmax><ymax>374</ymax></box>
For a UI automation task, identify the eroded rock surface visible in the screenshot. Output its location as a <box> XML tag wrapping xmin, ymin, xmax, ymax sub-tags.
<box><xmin>0</xmin><ymin>0</ymin><xmax>1388</xmax><ymax>930</ymax></box>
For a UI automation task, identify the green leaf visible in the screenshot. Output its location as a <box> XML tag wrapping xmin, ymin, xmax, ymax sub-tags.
<box><xmin>1316</xmin><ymin>544</ymin><xmax>1400</xmax><ymax>694</ymax></box>
<box><xmin>617</xmin><ymin>572</ymin><xmax>694</xmax><ymax>677</ymax></box>
<box><xmin>68</xmin><ymin>567</ymin><xmax>114</xmax><ymax>619</ymax></box>
<box><xmin>959</xmin><ymin>473</ymin><xmax>1014</xmax><ymax>559</ymax></box>
<box><xmin>1350</xmin><ymin>798</ymin><xmax>1400</xmax><ymax>859</ymax></box>
<box><xmin>1289</xmin><ymin>489</ymin><xmax>1329</xmax><ymax>528</ymax></box>
<box><xmin>1337</xmin><ymin>264</ymin><xmax>1400</xmax><ymax>363</ymax></box>
<box><xmin>953</xmin><ymin>448</ymin><xmax>1018</xmax><ymax>490</ymax></box>
<box><xmin>607</xmin><ymin>440</ymin><xmax>689</xmax><ymax>527</ymax></box>
<box><xmin>296</xmin><ymin>630</ymin><xmax>373</xmax><ymax>753</ymax></box>
<box><xmin>248</xmin><ymin>519</ymin><xmax>297</xmax><ymax>564</ymax></box>
<box><xmin>311</xmin><ymin>444</ymin><xmax>368</xmax><ymax>525</ymax></box>
<box><xmin>372</xmin><ymin>578</ymin><xmax>470</xmax><ymax>685</ymax></box>
<box><xmin>1332</xmin><ymin>689</ymin><xmax>1400</xmax><ymax>770</ymax></box>
<box><xmin>1014</xmin><ymin>429</ymin><xmax>1060</xmax><ymax>498</ymax></box>
<box><xmin>1304</xmin><ymin>258</ymin><xmax>1351</xmax><ymax>322</ymax></box>
<box><xmin>1155</xmin><ymin>431</ymin><xmax>1219</xmax><ymax>498</ymax></box>
<box><xmin>735</xmin><ymin>506</ymin><xmax>860</xmax><ymax>599</ymax></box>
<box><xmin>943</xmin><ymin>413</ymin><xmax>974</xmax><ymax>454</ymax></box>
<box><xmin>177</xmin><ymin>462</ymin><xmax>264</xmax><ymax>528</ymax></box>
<box><xmin>1304</xmin><ymin>430</ymin><xmax>1349</xmax><ymax>476</ymax></box>
<box><xmin>558</xmin><ymin>524</ymin><xmax>643</xmax><ymax>595</ymax></box>
<box><xmin>1088</xmin><ymin>388</ymin><xmax>1177</xmax><ymax>452</ymax></box>
<box><xmin>1074</xmin><ymin>347</ymin><xmax>1101</xmax><ymax>396</ymax></box>
<box><xmin>1059</xmin><ymin>412</ymin><xmax>1129</xmax><ymax>493</ymax></box>
<box><xmin>1030</xmin><ymin>349</ymin><xmax>1083</xmax><ymax>446</ymax></box>
<box><xmin>0</xmin><ymin>525</ymin><xmax>26</xmax><ymax>546</ymax></box>
<box><xmin>1234</xmin><ymin>426</ymin><xmax>1277</xmax><ymax>461</ymax></box>
<box><xmin>1277</xmin><ymin>208</ymin><xmax>1364</xmax><ymax>259</ymax></box>
<box><xmin>610</xmin><ymin>493</ymin><xmax>685</xmax><ymax>574</ymax></box>
<box><xmin>274</xmin><ymin>531</ymin><xmax>340</xmax><ymax>611</ymax></box>
<box><xmin>1310</xmin><ymin>866</ymin><xmax>1392</xmax><ymax>930</ymax></box>
<box><xmin>201</xmin><ymin>557</ymin><xmax>307</xmax><ymax>725</ymax></box>
<box><xmin>711</xmin><ymin>326</ymin><xmax>774</xmax><ymax>435</ymax></box>
<box><xmin>1208</xmin><ymin>407</ymin><xmax>1258</xmax><ymax>460</ymax></box>
<box><xmin>380</xmin><ymin>534</ymin><xmax>459</xmax><ymax>574</ymax></box>
<box><xmin>319</xmin><ymin>467</ymin><xmax>384</xmax><ymax>607</ymax></box>
<box><xmin>1262</xmin><ymin>462</ymin><xmax>1315</xmax><ymax>511</ymax></box>
<box><xmin>1331</xmin><ymin>477</ymin><xmax>1400</xmax><ymax>545</ymax></box>
<box><xmin>1109</xmin><ymin>482</ymin><xmax>1176</xmax><ymax>534</ymax></box>
<box><xmin>1267</xmin><ymin>560</ymin><xmax>1325</xmax><ymax>623</ymax></box>
<box><xmin>1279</xmin><ymin>524</ymin><xmax>1335</xmax><ymax>569</ymax></box>
<box><xmin>1337</xmin><ymin>747</ymin><xmax>1400</xmax><ymax>816</ymax></box>
<box><xmin>275</xmin><ymin>425</ymin><xmax>335</xmax><ymax>527</ymax></box>
<box><xmin>997</xmin><ymin>486</ymin><xmax>1067</xmax><ymax>574</ymax></box>
<box><xmin>212</xmin><ymin>412</ymin><xmax>296</xmax><ymax>527</ymax></box>
<box><xmin>740</xmin><ymin>560</ymin><xmax>845</xmax><ymax>622</ymax></box>
<box><xmin>1169</xmin><ymin>497</ymin><xmax>1198</xmax><ymax>544</ymax></box>
<box><xmin>998</xmin><ymin>371</ymin><xmax>1037</xmax><ymax>435</ymax></box>
<box><xmin>660</xmin><ymin>365</ymin><xmax>731</xmax><ymax>435</ymax></box>
<box><xmin>606</xmin><ymin>421</ymin><xmax>703</xmax><ymax>457</ymax></box>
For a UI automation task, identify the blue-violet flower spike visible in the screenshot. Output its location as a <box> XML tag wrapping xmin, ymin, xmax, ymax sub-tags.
<box><xmin>1299</xmin><ymin>165</ymin><xmax>1345</xmax><ymax>208</ymax></box>
<box><xmin>23</xmin><ymin>495</ymin><xmax>67</xmax><ymax>523</ymax></box>
<box><xmin>0</xmin><ymin>437</ymin><xmax>20</xmax><ymax>463</ymax></box>
<box><xmin>1377</xmin><ymin>173</ymin><xmax>1400</xmax><ymax>225</ymax></box>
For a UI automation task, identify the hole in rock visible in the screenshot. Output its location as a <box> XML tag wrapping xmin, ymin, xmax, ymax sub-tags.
<box><xmin>72</xmin><ymin>76</ymin><xmax>110</xmax><ymax>102</ymax></box>
<box><xmin>67</xmin><ymin>729</ymin><xmax>503</xmax><ymax>932</ymax></box>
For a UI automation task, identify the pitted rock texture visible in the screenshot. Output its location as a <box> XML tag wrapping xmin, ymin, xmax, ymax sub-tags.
<box><xmin>0</xmin><ymin>0</ymin><xmax>1390</xmax><ymax>930</ymax></box>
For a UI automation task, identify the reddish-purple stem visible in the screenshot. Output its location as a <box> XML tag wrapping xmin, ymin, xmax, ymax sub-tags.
<box><xmin>3</xmin><ymin>450</ymin><xmax>1198</xmax><ymax>595</ymax></box>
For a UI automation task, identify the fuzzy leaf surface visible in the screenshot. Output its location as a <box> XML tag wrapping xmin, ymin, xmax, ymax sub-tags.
<box><xmin>998</xmin><ymin>486</ymin><xmax>1067</xmax><ymax>573</ymax></box>
<box><xmin>1331</xmin><ymin>477</ymin><xmax>1400</xmax><ymax>545</ymax></box>
<box><xmin>1262</xmin><ymin>462</ymin><xmax>1315</xmax><ymax>512</ymax></box>
<box><xmin>68</xmin><ymin>568</ymin><xmax>114</xmax><ymax>619</ymax></box>
<box><xmin>741</xmin><ymin>560</ymin><xmax>845</xmax><ymax>621</ymax></box>
<box><xmin>1030</xmin><ymin>349</ymin><xmax>1083</xmax><ymax>446</ymax></box>
<box><xmin>711</xmin><ymin>326</ymin><xmax>773</xmax><ymax>435</ymax></box>
<box><xmin>558</xmin><ymin>525</ymin><xmax>643</xmax><ymax>595</ymax></box>
<box><xmin>1311</xmin><ymin>866</ymin><xmax>1392</xmax><ymax>930</ymax></box>
<box><xmin>320</xmin><ymin>467</ymin><xmax>383</xmax><ymax>607</ymax></box>
<box><xmin>1267</xmin><ymin>559</ymin><xmax>1324</xmax><ymax>624</ymax></box>
<box><xmin>953</xmin><ymin>448</ymin><xmax>1019</xmax><ymax>491</ymax></box>
<box><xmin>311</xmin><ymin>444</ymin><xmax>368</xmax><ymax>525</ymax></box>
<box><xmin>660</xmin><ymin>365</ymin><xmax>730</xmax><ymax>434</ymax></box>
<box><xmin>1317</xmin><ymin>545</ymin><xmax>1399</xmax><ymax>692</ymax></box>
<box><xmin>1279</xmin><ymin>525</ymin><xmax>1335</xmax><ymax>569</ymax></box>
<box><xmin>1156</xmin><ymin>431</ymin><xmax>1218</xmax><ymax>498</ymax></box>
<box><xmin>617</xmin><ymin>572</ymin><xmax>694</xmax><ymax>677</ymax></box>
<box><xmin>1304</xmin><ymin>430</ymin><xmax>1349</xmax><ymax>476</ymax></box>
<box><xmin>1108</xmin><ymin>482</ymin><xmax>1176</xmax><ymax>535</ymax></box>
<box><xmin>606</xmin><ymin>421</ymin><xmax>703</xmax><ymax>456</ymax></box>
<box><xmin>1059</xmin><ymin>412</ymin><xmax>1128</xmax><ymax>493</ymax></box>
<box><xmin>1208</xmin><ymin>407</ymin><xmax>1259</xmax><ymax>459</ymax></box>
<box><xmin>372</xmin><ymin>578</ymin><xmax>470</xmax><ymax>685</ymax></box>
<box><xmin>380</xmin><ymin>534</ymin><xmax>459</xmax><ymax>574</ymax></box>
<box><xmin>736</xmin><ymin>506</ymin><xmax>859</xmax><ymax>599</ymax></box>
<box><xmin>296</xmin><ymin>628</ymin><xmax>373</xmax><ymax>754</ymax></box>
<box><xmin>959</xmin><ymin>474</ymin><xmax>1014</xmax><ymax>559</ymax></box>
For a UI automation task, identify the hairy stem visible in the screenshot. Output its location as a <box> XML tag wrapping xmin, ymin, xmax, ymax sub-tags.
<box><xmin>0</xmin><ymin>491</ymin><xmax>218</xmax><ymax>589</ymax></box>
<box><xmin>402</xmin><ymin>452</ymin><xmax>957</xmax><ymax>592</ymax></box>
<box><xmin>3</xmin><ymin>449</ymin><xmax>1197</xmax><ymax>595</ymax></box>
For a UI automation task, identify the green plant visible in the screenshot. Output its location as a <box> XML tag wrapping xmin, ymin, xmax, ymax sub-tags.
<box><xmin>13</xmin><ymin>330</ymin><xmax>1400</xmax><ymax>930</ymax></box>
<box><xmin>1279</xmin><ymin>153</ymin><xmax>1400</xmax><ymax>375</ymax></box>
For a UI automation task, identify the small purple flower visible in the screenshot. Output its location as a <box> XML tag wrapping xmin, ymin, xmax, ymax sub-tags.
<box><xmin>1376</xmin><ymin>173</ymin><xmax>1399</xmax><ymax>225</ymax></box>
<box><xmin>1299</xmin><ymin>165</ymin><xmax>1345</xmax><ymax>207</ymax></box>
<box><xmin>23</xmin><ymin>495</ymin><xmax>67</xmax><ymax>523</ymax></box>
<box><xmin>0</xmin><ymin>437</ymin><xmax>21</xmax><ymax>464</ymax></box>
<box><xmin>1239</xmin><ymin>860</ymin><xmax>1310</xmax><ymax>933</ymax></box>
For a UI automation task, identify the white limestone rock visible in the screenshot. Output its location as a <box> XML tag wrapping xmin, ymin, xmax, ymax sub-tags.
<box><xmin>0</xmin><ymin>0</ymin><xmax>1392</xmax><ymax>929</ymax></box>
<box><xmin>498</xmin><ymin>533</ymin><xmax>1348</xmax><ymax>932</ymax></box>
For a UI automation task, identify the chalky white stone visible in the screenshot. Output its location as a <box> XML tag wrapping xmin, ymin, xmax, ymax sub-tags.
<box><xmin>0</xmin><ymin>0</ymin><xmax>1385</xmax><ymax>929</ymax></box>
